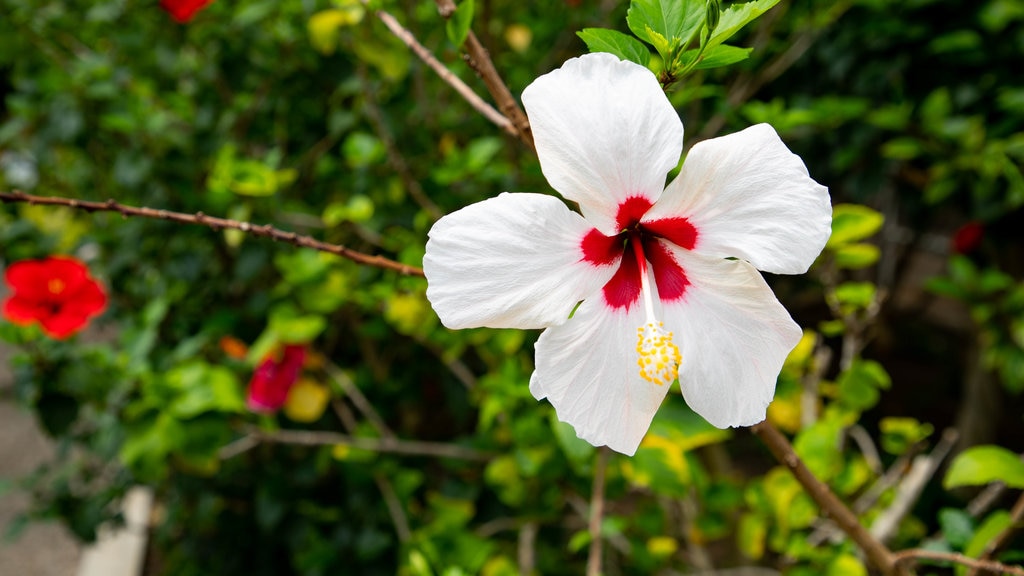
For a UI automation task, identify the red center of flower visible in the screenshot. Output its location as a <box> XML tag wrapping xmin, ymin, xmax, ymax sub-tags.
<box><xmin>581</xmin><ymin>196</ymin><xmax>697</xmax><ymax>310</ymax></box>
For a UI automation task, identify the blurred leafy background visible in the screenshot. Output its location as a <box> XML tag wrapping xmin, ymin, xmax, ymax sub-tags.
<box><xmin>1</xmin><ymin>0</ymin><xmax>1024</xmax><ymax>574</ymax></box>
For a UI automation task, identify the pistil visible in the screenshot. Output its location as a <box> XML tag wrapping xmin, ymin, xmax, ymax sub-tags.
<box><xmin>631</xmin><ymin>238</ymin><xmax>681</xmax><ymax>386</ymax></box>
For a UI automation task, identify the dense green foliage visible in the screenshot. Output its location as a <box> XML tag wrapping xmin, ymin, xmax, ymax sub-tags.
<box><xmin>2</xmin><ymin>0</ymin><xmax>1024</xmax><ymax>574</ymax></box>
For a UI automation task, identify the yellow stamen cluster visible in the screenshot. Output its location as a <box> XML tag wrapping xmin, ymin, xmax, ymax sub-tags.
<box><xmin>47</xmin><ymin>279</ymin><xmax>66</xmax><ymax>295</ymax></box>
<box><xmin>636</xmin><ymin>321</ymin><xmax>681</xmax><ymax>386</ymax></box>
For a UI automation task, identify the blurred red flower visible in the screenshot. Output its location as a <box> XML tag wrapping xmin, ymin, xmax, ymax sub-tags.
<box><xmin>160</xmin><ymin>0</ymin><xmax>214</xmax><ymax>23</ymax></box>
<box><xmin>246</xmin><ymin>345</ymin><xmax>307</xmax><ymax>413</ymax></box>
<box><xmin>952</xmin><ymin>221</ymin><xmax>984</xmax><ymax>254</ymax></box>
<box><xmin>2</xmin><ymin>256</ymin><xmax>108</xmax><ymax>339</ymax></box>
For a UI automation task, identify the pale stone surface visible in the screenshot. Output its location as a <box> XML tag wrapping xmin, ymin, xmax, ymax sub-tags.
<box><xmin>75</xmin><ymin>488</ymin><xmax>152</xmax><ymax>576</ymax></box>
<box><xmin>0</xmin><ymin>350</ymin><xmax>83</xmax><ymax>576</ymax></box>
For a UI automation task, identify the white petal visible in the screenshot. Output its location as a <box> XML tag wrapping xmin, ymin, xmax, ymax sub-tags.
<box><xmin>645</xmin><ymin>124</ymin><xmax>831</xmax><ymax>274</ymax></box>
<box><xmin>522</xmin><ymin>53</ymin><xmax>684</xmax><ymax>234</ymax></box>
<box><xmin>530</xmin><ymin>297</ymin><xmax>670</xmax><ymax>455</ymax></box>
<box><xmin>424</xmin><ymin>193</ymin><xmax>616</xmax><ymax>330</ymax></box>
<box><xmin>664</xmin><ymin>248</ymin><xmax>802</xmax><ymax>428</ymax></box>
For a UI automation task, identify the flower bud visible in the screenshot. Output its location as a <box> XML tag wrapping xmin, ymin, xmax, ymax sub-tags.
<box><xmin>705</xmin><ymin>0</ymin><xmax>721</xmax><ymax>34</ymax></box>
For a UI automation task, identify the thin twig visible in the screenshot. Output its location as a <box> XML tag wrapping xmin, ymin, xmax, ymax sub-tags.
<box><xmin>0</xmin><ymin>190</ymin><xmax>423</xmax><ymax>276</ymax></box>
<box><xmin>969</xmin><ymin>483</ymin><xmax>1010</xmax><ymax>518</ymax></box>
<box><xmin>870</xmin><ymin>428</ymin><xmax>959</xmax><ymax>544</ymax></box>
<box><xmin>801</xmin><ymin>345</ymin><xmax>831</xmax><ymax>429</ymax></box>
<box><xmin>217</xmin><ymin>434</ymin><xmax>261</xmax><ymax>460</ymax></box>
<box><xmin>518</xmin><ymin>522</ymin><xmax>537</xmax><ymax>576</ymax></box>
<box><xmin>894</xmin><ymin>549</ymin><xmax>1024</xmax><ymax>576</ymax></box>
<box><xmin>371</xmin><ymin>9</ymin><xmax>515</xmax><ymax>137</ymax></box>
<box><xmin>325</xmin><ymin>361</ymin><xmax>395</xmax><ymax>438</ymax></box>
<box><xmin>431</xmin><ymin>0</ymin><xmax>535</xmax><ymax>150</ymax></box>
<box><xmin>848</xmin><ymin>424</ymin><xmax>883</xmax><ymax>475</ymax></box>
<box><xmin>807</xmin><ymin>440</ymin><xmax>923</xmax><ymax>547</ymax></box>
<box><xmin>246</xmin><ymin>426</ymin><xmax>490</xmax><ymax>460</ymax></box>
<box><xmin>333</xmin><ymin>399</ymin><xmax>412</xmax><ymax>543</ymax></box>
<box><xmin>374</xmin><ymin>474</ymin><xmax>412</xmax><ymax>542</ymax></box>
<box><xmin>969</xmin><ymin>491</ymin><xmax>1024</xmax><ymax>576</ymax></box>
<box><xmin>587</xmin><ymin>447</ymin><xmax>610</xmax><ymax>576</ymax></box>
<box><xmin>750</xmin><ymin>420</ymin><xmax>905</xmax><ymax>576</ymax></box>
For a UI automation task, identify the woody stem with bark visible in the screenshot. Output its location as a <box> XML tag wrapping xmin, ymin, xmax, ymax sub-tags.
<box><xmin>0</xmin><ymin>190</ymin><xmax>423</xmax><ymax>277</ymax></box>
<box><xmin>751</xmin><ymin>420</ymin><xmax>906</xmax><ymax>576</ymax></box>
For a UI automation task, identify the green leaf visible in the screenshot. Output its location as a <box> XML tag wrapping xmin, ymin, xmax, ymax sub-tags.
<box><xmin>307</xmin><ymin>7</ymin><xmax>364</xmax><ymax>56</ymax></box>
<box><xmin>880</xmin><ymin>417</ymin><xmax>934</xmax><ymax>455</ymax></box>
<box><xmin>834</xmin><ymin>243</ymin><xmax>880</xmax><ymax>269</ymax></box>
<box><xmin>794</xmin><ymin>418</ymin><xmax>844</xmax><ymax>481</ymax></box>
<box><xmin>165</xmin><ymin>363</ymin><xmax>245</xmax><ymax>418</ymax></box>
<box><xmin>707</xmin><ymin>0</ymin><xmax>781</xmax><ymax>49</ymax></box>
<box><xmin>676</xmin><ymin>43</ymin><xmax>752</xmax><ymax>72</ymax></box>
<box><xmin>944</xmin><ymin>445</ymin><xmax>1024</xmax><ymax>489</ymax></box>
<box><xmin>826</xmin><ymin>554</ymin><xmax>867</xmax><ymax>576</ymax></box>
<box><xmin>737</xmin><ymin>512</ymin><xmax>767</xmax><ymax>559</ymax></box>
<box><xmin>445</xmin><ymin>0</ymin><xmax>475</xmax><ymax>47</ymax></box>
<box><xmin>833</xmin><ymin>281</ymin><xmax>877</xmax><ymax>311</ymax></box>
<box><xmin>343</xmin><ymin>132</ymin><xmax>385</xmax><ymax>169</ymax></box>
<box><xmin>962</xmin><ymin>511</ymin><xmax>1012</xmax><ymax>575</ymax></box>
<box><xmin>827</xmin><ymin>204</ymin><xmax>884</xmax><ymax>248</ymax></box>
<box><xmin>577</xmin><ymin>28</ymin><xmax>651</xmax><ymax>67</ymax></box>
<box><xmin>626</xmin><ymin>0</ymin><xmax>704</xmax><ymax>59</ymax></box>
<box><xmin>938</xmin><ymin>508</ymin><xmax>975</xmax><ymax>548</ymax></box>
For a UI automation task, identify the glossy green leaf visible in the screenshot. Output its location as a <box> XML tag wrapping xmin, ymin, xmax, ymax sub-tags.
<box><xmin>834</xmin><ymin>243</ymin><xmax>880</xmax><ymax>269</ymax></box>
<box><xmin>677</xmin><ymin>43</ymin><xmax>752</xmax><ymax>70</ymax></box>
<box><xmin>944</xmin><ymin>445</ymin><xmax>1024</xmax><ymax>489</ymax></box>
<box><xmin>626</xmin><ymin>0</ymin><xmax>704</xmax><ymax>59</ymax></box>
<box><xmin>445</xmin><ymin>0</ymin><xmax>475</xmax><ymax>47</ymax></box>
<box><xmin>827</xmin><ymin>204</ymin><xmax>884</xmax><ymax>248</ymax></box>
<box><xmin>577</xmin><ymin>28</ymin><xmax>651</xmax><ymax>67</ymax></box>
<box><xmin>961</xmin><ymin>511</ymin><xmax>1012</xmax><ymax>576</ymax></box>
<box><xmin>707</xmin><ymin>0</ymin><xmax>781</xmax><ymax>49</ymax></box>
<box><xmin>737</xmin><ymin>512</ymin><xmax>767</xmax><ymax>559</ymax></box>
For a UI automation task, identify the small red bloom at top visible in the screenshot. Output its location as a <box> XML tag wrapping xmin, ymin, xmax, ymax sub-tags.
<box><xmin>160</xmin><ymin>0</ymin><xmax>214</xmax><ymax>23</ymax></box>
<box><xmin>2</xmin><ymin>256</ymin><xmax>108</xmax><ymax>339</ymax></box>
<box><xmin>952</xmin><ymin>221</ymin><xmax>984</xmax><ymax>254</ymax></box>
<box><xmin>246</xmin><ymin>345</ymin><xmax>307</xmax><ymax>413</ymax></box>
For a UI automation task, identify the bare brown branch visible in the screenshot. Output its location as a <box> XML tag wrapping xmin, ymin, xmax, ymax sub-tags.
<box><xmin>371</xmin><ymin>9</ymin><xmax>515</xmax><ymax>138</ymax></box>
<box><xmin>895</xmin><ymin>549</ymin><xmax>1024</xmax><ymax>576</ymax></box>
<box><xmin>246</xmin><ymin>426</ymin><xmax>490</xmax><ymax>461</ymax></box>
<box><xmin>751</xmin><ymin>420</ymin><xmax>906</xmax><ymax>576</ymax></box>
<box><xmin>0</xmin><ymin>190</ymin><xmax>423</xmax><ymax>277</ymax></box>
<box><xmin>432</xmin><ymin>0</ymin><xmax>535</xmax><ymax>150</ymax></box>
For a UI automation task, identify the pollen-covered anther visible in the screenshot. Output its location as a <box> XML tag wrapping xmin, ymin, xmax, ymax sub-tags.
<box><xmin>636</xmin><ymin>321</ymin><xmax>681</xmax><ymax>386</ymax></box>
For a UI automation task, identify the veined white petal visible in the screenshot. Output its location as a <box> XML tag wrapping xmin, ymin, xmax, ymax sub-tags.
<box><xmin>530</xmin><ymin>297</ymin><xmax>670</xmax><ymax>455</ymax></box>
<box><xmin>646</xmin><ymin>124</ymin><xmax>831</xmax><ymax>275</ymax></box>
<box><xmin>424</xmin><ymin>193</ymin><xmax>616</xmax><ymax>330</ymax></box>
<box><xmin>522</xmin><ymin>53</ymin><xmax>684</xmax><ymax>234</ymax></box>
<box><xmin>664</xmin><ymin>248</ymin><xmax>802</xmax><ymax>428</ymax></box>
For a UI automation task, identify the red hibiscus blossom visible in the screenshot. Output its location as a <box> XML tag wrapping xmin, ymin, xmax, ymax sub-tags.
<box><xmin>246</xmin><ymin>345</ymin><xmax>307</xmax><ymax>413</ymax></box>
<box><xmin>2</xmin><ymin>256</ymin><xmax>108</xmax><ymax>339</ymax></box>
<box><xmin>160</xmin><ymin>0</ymin><xmax>214</xmax><ymax>23</ymax></box>
<box><xmin>951</xmin><ymin>221</ymin><xmax>984</xmax><ymax>255</ymax></box>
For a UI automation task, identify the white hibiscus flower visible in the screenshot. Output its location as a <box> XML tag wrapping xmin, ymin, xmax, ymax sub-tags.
<box><xmin>423</xmin><ymin>52</ymin><xmax>832</xmax><ymax>455</ymax></box>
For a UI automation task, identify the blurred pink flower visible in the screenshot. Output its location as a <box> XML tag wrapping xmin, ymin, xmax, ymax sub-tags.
<box><xmin>246</xmin><ymin>345</ymin><xmax>307</xmax><ymax>413</ymax></box>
